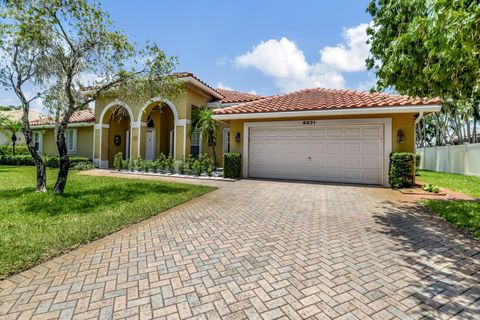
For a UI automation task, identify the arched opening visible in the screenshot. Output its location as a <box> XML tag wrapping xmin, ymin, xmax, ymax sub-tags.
<box><xmin>140</xmin><ymin>103</ymin><xmax>175</xmax><ymax>159</ymax></box>
<box><xmin>106</xmin><ymin>106</ymin><xmax>131</xmax><ymax>167</ymax></box>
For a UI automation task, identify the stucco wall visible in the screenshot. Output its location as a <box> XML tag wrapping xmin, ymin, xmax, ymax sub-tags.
<box><xmin>36</xmin><ymin>126</ymin><xmax>94</xmax><ymax>159</ymax></box>
<box><xmin>227</xmin><ymin>113</ymin><xmax>416</xmax><ymax>155</ymax></box>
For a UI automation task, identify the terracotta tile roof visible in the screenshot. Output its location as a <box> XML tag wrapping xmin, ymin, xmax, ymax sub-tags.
<box><xmin>216</xmin><ymin>88</ymin><xmax>264</xmax><ymax>103</ymax></box>
<box><xmin>214</xmin><ymin>88</ymin><xmax>442</xmax><ymax>115</ymax></box>
<box><xmin>30</xmin><ymin>109</ymin><xmax>95</xmax><ymax>126</ymax></box>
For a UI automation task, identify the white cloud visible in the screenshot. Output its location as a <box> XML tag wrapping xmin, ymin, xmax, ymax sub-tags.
<box><xmin>216</xmin><ymin>82</ymin><xmax>235</xmax><ymax>91</ymax></box>
<box><xmin>234</xmin><ymin>23</ymin><xmax>371</xmax><ymax>93</ymax></box>
<box><xmin>320</xmin><ymin>23</ymin><xmax>371</xmax><ymax>72</ymax></box>
<box><xmin>248</xmin><ymin>89</ymin><xmax>257</xmax><ymax>95</ymax></box>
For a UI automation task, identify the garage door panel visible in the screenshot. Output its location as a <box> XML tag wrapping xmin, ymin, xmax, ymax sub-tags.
<box><xmin>249</xmin><ymin>124</ymin><xmax>383</xmax><ymax>185</ymax></box>
<box><xmin>294</xmin><ymin>142</ymin><xmax>310</xmax><ymax>152</ymax></box>
<box><xmin>311</xmin><ymin>142</ymin><xmax>327</xmax><ymax>152</ymax></box>
<box><xmin>344</xmin><ymin>156</ymin><xmax>362</xmax><ymax>168</ymax></box>
<box><xmin>364</xmin><ymin>127</ymin><xmax>382</xmax><ymax>137</ymax></box>
<box><xmin>325</xmin><ymin>155</ymin><xmax>343</xmax><ymax>167</ymax></box>
<box><xmin>345</xmin><ymin>128</ymin><xmax>361</xmax><ymax>137</ymax></box>
<box><xmin>311</xmin><ymin>129</ymin><xmax>326</xmax><ymax>137</ymax></box>
<box><xmin>326</xmin><ymin>142</ymin><xmax>343</xmax><ymax>152</ymax></box>
<box><xmin>345</xmin><ymin>142</ymin><xmax>361</xmax><ymax>152</ymax></box>
<box><xmin>327</xmin><ymin>128</ymin><xmax>343</xmax><ymax>137</ymax></box>
<box><xmin>364</xmin><ymin>142</ymin><xmax>381</xmax><ymax>153</ymax></box>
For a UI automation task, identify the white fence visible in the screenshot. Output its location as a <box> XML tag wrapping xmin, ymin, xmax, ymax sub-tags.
<box><xmin>417</xmin><ymin>143</ymin><xmax>480</xmax><ymax>177</ymax></box>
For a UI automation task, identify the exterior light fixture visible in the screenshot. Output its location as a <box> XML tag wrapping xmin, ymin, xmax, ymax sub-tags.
<box><xmin>235</xmin><ymin>132</ymin><xmax>241</xmax><ymax>143</ymax></box>
<box><xmin>396</xmin><ymin>130</ymin><xmax>405</xmax><ymax>144</ymax></box>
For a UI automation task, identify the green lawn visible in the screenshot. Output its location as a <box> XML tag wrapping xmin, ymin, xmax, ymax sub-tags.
<box><xmin>417</xmin><ymin>170</ymin><xmax>480</xmax><ymax>239</ymax></box>
<box><xmin>0</xmin><ymin>166</ymin><xmax>214</xmax><ymax>279</ymax></box>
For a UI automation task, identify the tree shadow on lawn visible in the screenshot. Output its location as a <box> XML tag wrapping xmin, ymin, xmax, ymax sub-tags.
<box><xmin>372</xmin><ymin>201</ymin><xmax>480</xmax><ymax>319</ymax></box>
<box><xmin>0</xmin><ymin>181</ymin><xmax>192</xmax><ymax>216</ymax></box>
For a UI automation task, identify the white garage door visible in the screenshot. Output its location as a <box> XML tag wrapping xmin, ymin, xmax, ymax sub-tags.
<box><xmin>248</xmin><ymin>124</ymin><xmax>384</xmax><ymax>185</ymax></box>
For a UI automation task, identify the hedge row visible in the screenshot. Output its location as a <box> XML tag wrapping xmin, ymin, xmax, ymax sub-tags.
<box><xmin>0</xmin><ymin>155</ymin><xmax>92</xmax><ymax>168</ymax></box>
<box><xmin>0</xmin><ymin>145</ymin><xmax>30</xmax><ymax>155</ymax></box>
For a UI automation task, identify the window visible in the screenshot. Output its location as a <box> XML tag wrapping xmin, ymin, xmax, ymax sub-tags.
<box><xmin>65</xmin><ymin>129</ymin><xmax>77</xmax><ymax>154</ymax></box>
<box><xmin>190</xmin><ymin>129</ymin><xmax>200</xmax><ymax>157</ymax></box>
<box><xmin>33</xmin><ymin>131</ymin><xmax>43</xmax><ymax>153</ymax></box>
<box><xmin>223</xmin><ymin>129</ymin><xmax>230</xmax><ymax>153</ymax></box>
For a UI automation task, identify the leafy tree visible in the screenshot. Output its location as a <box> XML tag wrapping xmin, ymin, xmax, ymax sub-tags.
<box><xmin>191</xmin><ymin>107</ymin><xmax>219</xmax><ymax>166</ymax></box>
<box><xmin>367</xmin><ymin>0</ymin><xmax>479</xmax><ymax>146</ymax></box>
<box><xmin>0</xmin><ymin>1</ymin><xmax>49</xmax><ymax>191</ymax></box>
<box><xmin>1</xmin><ymin>0</ymin><xmax>183</xmax><ymax>194</ymax></box>
<box><xmin>366</xmin><ymin>0</ymin><xmax>479</xmax><ymax>100</ymax></box>
<box><xmin>0</xmin><ymin>115</ymin><xmax>22</xmax><ymax>154</ymax></box>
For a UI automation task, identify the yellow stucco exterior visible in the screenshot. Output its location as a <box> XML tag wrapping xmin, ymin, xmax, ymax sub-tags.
<box><xmin>33</xmin><ymin>125</ymin><xmax>94</xmax><ymax>158</ymax></box>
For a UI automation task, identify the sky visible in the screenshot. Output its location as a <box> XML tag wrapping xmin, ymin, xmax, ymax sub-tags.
<box><xmin>0</xmin><ymin>0</ymin><xmax>375</xmax><ymax>112</ymax></box>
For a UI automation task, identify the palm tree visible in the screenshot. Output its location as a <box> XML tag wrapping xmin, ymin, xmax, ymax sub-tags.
<box><xmin>191</xmin><ymin>106</ymin><xmax>219</xmax><ymax>166</ymax></box>
<box><xmin>0</xmin><ymin>116</ymin><xmax>23</xmax><ymax>155</ymax></box>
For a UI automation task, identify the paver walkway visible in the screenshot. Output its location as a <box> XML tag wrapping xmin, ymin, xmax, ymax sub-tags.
<box><xmin>0</xmin><ymin>172</ymin><xmax>479</xmax><ymax>319</ymax></box>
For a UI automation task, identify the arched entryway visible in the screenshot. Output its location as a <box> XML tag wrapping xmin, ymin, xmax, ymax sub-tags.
<box><xmin>139</xmin><ymin>102</ymin><xmax>175</xmax><ymax>160</ymax></box>
<box><xmin>105</xmin><ymin>106</ymin><xmax>131</xmax><ymax>167</ymax></box>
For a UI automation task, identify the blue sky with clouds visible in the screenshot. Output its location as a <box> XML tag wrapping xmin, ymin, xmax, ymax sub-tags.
<box><xmin>0</xmin><ymin>0</ymin><xmax>374</xmax><ymax>111</ymax></box>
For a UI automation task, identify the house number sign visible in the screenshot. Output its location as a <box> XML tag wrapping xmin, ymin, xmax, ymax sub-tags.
<box><xmin>303</xmin><ymin>120</ymin><xmax>316</xmax><ymax>125</ymax></box>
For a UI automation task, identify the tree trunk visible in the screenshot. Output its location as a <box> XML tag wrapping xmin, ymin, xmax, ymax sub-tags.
<box><xmin>474</xmin><ymin>117</ymin><xmax>478</xmax><ymax>143</ymax></box>
<box><xmin>11</xmin><ymin>135</ymin><xmax>16</xmax><ymax>156</ymax></box>
<box><xmin>20</xmin><ymin>103</ymin><xmax>47</xmax><ymax>192</ymax></box>
<box><xmin>210</xmin><ymin>136</ymin><xmax>217</xmax><ymax>168</ymax></box>
<box><xmin>54</xmin><ymin>124</ymin><xmax>70</xmax><ymax>194</ymax></box>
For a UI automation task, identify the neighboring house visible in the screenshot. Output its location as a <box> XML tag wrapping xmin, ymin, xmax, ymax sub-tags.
<box><xmin>212</xmin><ymin>88</ymin><xmax>441</xmax><ymax>186</ymax></box>
<box><xmin>29</xmin><ymin>73</ymin><xmax>442</xmax><ymax>186</ymax></box>
<box><xmin>0</xmin><ymin>110</ymin><xmax>42</xmax><ymax>146</ymax></box>
<box><xmin>29</xmin><ymin>109</ymin><xmax>95</xmax><ymax>157</ymax></box>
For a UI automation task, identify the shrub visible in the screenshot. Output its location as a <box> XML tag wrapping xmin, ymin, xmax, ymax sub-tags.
<box><xmin>123</xmin><ymin>159</ymin><xmax>130</xmax><ymax>170</ymax></box>
<box><xmin>206</xmin><ymin>165</ymin><xmax>213</xmax><ymax>177</ymax></box>
<box><xmin>0</xmin><ymin>145</ymin><xmax>30</xmax><ymax>155</ymax></box>
<box><xmin>389</xmin><ymin>153</ymin><xmax>416</xmax><ymax>188</ymax></box>
<box><xmin>113</xmin><ymin>152</ymin><xmax>123</xmax><ymax>171</ymax></box>
<box><xmin>423</xmin><ymin>183</ymin><xmax>440</xmax><ymax>193</ymax></box>
<box><xmin>223</xmin><ymin>153</ymin><xmax>241</xmax><ymax>179</ymax></box>
<box><xmin>192</xmin><ymin>159</ymin><xmax>202</xmax><ymax>176</ymax></box>
<box><xmin>165</xmin><ymin>154</ymin><xmax>175</xmax><ymax>173</ymax></box>
<box><xmin>178</xmin><ymin>158</ymin><xmax>186</xmax><ymax>174</ymax></box>
<box><xmin>72</xmin><ymin>162</ymin><xmax>96</xmax><ymax>171</ymax></box>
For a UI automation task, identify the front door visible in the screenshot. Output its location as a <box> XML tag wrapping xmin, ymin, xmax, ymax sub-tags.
<box><xmin>146</xmin><ymin>129</ymin><xmax>155</xmax><ymax>160</ymax></box>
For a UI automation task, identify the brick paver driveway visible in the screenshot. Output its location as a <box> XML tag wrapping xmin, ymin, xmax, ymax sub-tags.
<box><xmin>1</xmin><ymin>176</ymin><xmax>479</xmax><ymax>319</ymax></box>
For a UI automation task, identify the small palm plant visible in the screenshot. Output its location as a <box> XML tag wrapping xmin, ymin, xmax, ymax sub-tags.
<box><xmin>0</xmin><ymin>115</ymin><xmax>23</xmax><ymax>155</ymax></box>
<box><xmin>191</xmin><ymin>107</ymin><xmax>219</xmax><ymax>166</ymax></box>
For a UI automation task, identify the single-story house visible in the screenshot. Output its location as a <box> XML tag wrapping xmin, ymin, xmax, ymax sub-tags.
<box><xmin>29</xmin><ymin>73</ymin><xmax>441</xmax><ymax>186</ymax></box>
